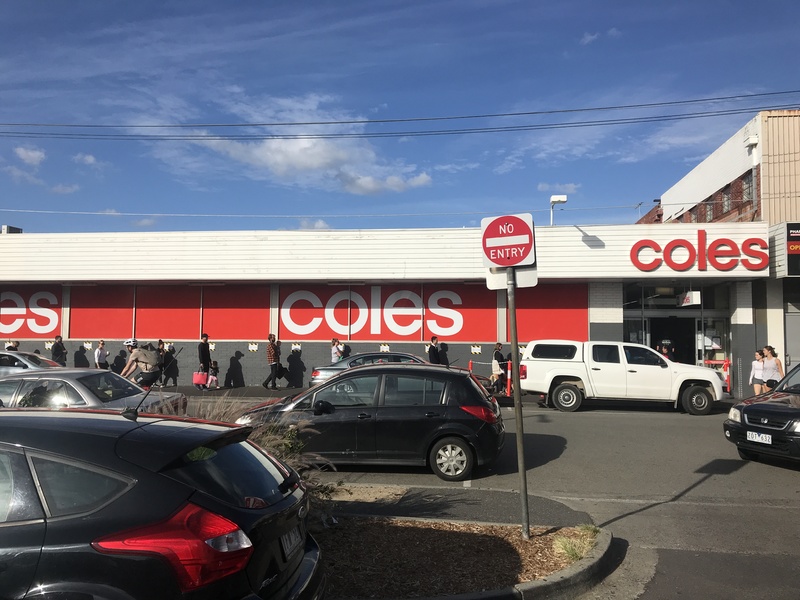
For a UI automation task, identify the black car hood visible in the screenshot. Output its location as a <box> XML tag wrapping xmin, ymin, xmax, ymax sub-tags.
<box><xmin>741</xmin><ymin>391</ymin><xmax>800</xmax><ymax>414</ymax></box>
<box><xmin>116</xmin><ymin>417</ymin><xmax>252</xmax><ymax>471</ymax></box>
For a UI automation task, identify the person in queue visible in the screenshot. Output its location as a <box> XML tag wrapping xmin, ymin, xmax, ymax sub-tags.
<box><xmin>761</xmin><ymin>345</ymin><xmax>784</xmax><ymax>392</ymax></box>
<box><xmin>749</xmin><ymin>349</ymin><xmax>764</xmax><ymax>395</ymax></box>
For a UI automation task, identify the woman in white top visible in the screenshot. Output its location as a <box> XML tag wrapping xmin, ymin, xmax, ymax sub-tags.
<box><xmin>761</xmin><ymin>345</ymin><xmax>784</xmax><ymax>392</ymax></box>
<box><xmin>331</xmin><ymin>338</ymin><xmax>343</xmax><ymax>362</ymax></box>
<box><xmin>748</xmin><ymin>349</ymin><xmax>764</xmax><ymax>395</ymax></box>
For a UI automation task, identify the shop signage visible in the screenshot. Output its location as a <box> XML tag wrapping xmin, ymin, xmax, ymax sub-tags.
<box><xmin>481</xmin><ymin>214</ymin><xmax>536</xmax><ymax>268</ymax></box>
<box><xmin>630</xmin><ymin>230</ymin><xmax>768</xmax><ymax>272</ymax></box>
<box><xmin>787</xmin><ymin>223</ymin><xmax>800</xmax><ymax>277</ymax></box>
<box><xmin>677</xmin><ymin>291</ymin><xmax>701</xmax><ymax>307</ymax></box>
<box><xmin>0</xmin><ymin>291</ymin><xmax>60</xmax><ymax>335</ymax></box>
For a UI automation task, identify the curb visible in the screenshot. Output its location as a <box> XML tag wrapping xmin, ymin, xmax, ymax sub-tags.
<box><xmin>330</xmin><ymin>514</ymin><xmax>613</xmax><ymax>600</ymax></box>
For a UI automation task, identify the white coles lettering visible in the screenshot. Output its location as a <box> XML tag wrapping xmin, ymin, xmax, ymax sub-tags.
<box><xmin>0</xmin><ymin>291</ymin><xmax>59</xmax><ymax>334</ymax></box>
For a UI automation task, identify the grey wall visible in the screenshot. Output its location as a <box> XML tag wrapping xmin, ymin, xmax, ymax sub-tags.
<box><xmin>589</xmin><ymin>322</ymin><xmax>624</xmax><ymax>341</ymax></box>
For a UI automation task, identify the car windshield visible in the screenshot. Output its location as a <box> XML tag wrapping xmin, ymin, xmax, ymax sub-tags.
<box><xmin>776</xmin><ymin>366</ymin><xmax>800</xmax><ymax>392</ymax></box>
<box><xmin>76</xmin><ymin>372</ymin><xmax>143</xmax><ymax>403</ymax></box>
<box><xmin>21</xmin><ymin>354</ymin><xmax>61</xmax><ymax>368</ymax></box>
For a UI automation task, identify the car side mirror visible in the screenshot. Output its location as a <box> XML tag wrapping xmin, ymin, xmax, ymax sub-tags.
<box><xmin>314</xmin><ymin>399</ymin><xmax>334</xmax><ymax>415</ymax></box>
<box><xmin>661</xmin><ymin>362</ymin><xmax>669</xmax><ymax>368</ymax></box>
<box><xmin>0</xmin><ymin>399</ymin><xmax>4</xmax><ymax>408</ymax></box>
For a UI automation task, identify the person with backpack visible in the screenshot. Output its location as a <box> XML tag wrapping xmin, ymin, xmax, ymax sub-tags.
<box><xmin>120</xmin><ymin>338</ymin><xmax>162</xmax><ymax>389</ymax></box>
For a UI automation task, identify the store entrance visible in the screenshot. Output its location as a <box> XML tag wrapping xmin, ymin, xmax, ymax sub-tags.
<box><xmin>649</xmin><ymin>317</ymin><xmax>695</xmax><ymax>364</ymax></box>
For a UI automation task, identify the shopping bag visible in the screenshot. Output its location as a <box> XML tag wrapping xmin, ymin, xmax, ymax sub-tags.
<box><xmin>192</xmin><ymin>371</ymin><xmax>209</xmax><ymax>385</ymax></box>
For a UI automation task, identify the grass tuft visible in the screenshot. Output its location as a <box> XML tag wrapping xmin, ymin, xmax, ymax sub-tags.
<box><xmin>553</xmin><ymin>524</ymin><xmax>600</xmax><ymax>561</ymax></box>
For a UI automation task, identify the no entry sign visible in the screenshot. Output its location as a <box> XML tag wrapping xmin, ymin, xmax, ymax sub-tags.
<box><xmin>480</xmin><ymin>213</ymin><xmax>536</xmax><ymax>268</ymax></box>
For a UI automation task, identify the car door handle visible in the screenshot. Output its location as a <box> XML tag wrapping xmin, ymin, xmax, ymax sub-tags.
<box><xmin>357</xmin><ymin>413</ymin><xmax>371</xmax><ymax>419</ymax></box>
<box><xmin>425</xmin><ymin>412</ymin><xmax>440</xmax><ymax>418</ymax></box>
<box><xmin>591</xmin><ymin>367</ymin><xmax>601</xmax><ymax>370</ymax></box>
<box><xmin>627</xmin><ymin>370</ymin><xmax>637</xmax><ymax>373</ymax></box>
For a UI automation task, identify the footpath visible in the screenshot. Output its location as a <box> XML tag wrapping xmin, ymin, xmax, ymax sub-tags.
<box><xmin>169</xmin><ymin>384</ymin><xmax>615</xmax><ymax>599</ymax></box>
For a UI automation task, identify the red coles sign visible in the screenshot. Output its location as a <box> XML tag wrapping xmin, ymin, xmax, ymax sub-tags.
<box><xmin>630</xmin><ymin>230</ymin><xmax>768</xmax><ymax>272</ymax></box>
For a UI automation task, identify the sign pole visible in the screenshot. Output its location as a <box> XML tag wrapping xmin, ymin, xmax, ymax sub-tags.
<box><xmin>506</xmin><ymin>267</ymin><xmax>530</xmax><ymax>539</ymax></box>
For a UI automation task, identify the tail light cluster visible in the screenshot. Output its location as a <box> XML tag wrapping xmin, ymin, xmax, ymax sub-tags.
<box><xmin>93</xmin><ymin>503</ymin><xmax>253</xmax><ymax>592</ymax></box>
<box><xmin>460</xmin><ymin>405</ymin><xmax>498</xmax><ymax>424</ymax></box>
<box><xmin>519</xmin><ymin>364</ymin><xmax>527</xmax><ymax>379</ymax></box>
<box><xmin>311</xmin><ymin>369</ymin><xmax>321</xmax><ymax>378</ymax></box>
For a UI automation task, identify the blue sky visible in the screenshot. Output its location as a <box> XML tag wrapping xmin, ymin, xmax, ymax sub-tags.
<box><xmin>1</xmin><ymin>0</ymin><xmax>798</xmax><ymax>233</ymax></box>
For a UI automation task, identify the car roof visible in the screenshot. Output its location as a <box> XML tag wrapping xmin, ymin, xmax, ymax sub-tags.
<box><xmin>0</xmin><ymin>368</ymin><xmax>128</xmax><ymax>380</ymax></box>
<box><xmin>0</xmin><ymin>409</ymin><xmax>250</xmax><ymax>471</ymax></box>
<box><xmin>335</xmin><ymin>362</ymin><xmax>471</xmax><ymax>377</ymax></box>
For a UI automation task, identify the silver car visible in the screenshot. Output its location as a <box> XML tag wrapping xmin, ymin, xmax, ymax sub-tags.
<box><xmin>0</xmin><ymin>368</ymin><xmax>186</xmax><ymax>413</ymax></box>
<box><xmin>309</xmin><ymin>351</ymin><xmax>426</xmax><ymax>388</ymax></box>
<box><xmin>0</xmin><ymin>351</ymin><xmax>62</xmax><ymax>378</ymax></box>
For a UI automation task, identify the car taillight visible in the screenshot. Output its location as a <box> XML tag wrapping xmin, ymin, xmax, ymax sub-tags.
<box><xmin>519</xmin><ymin>364</ymin><xmax>527</xmax><ymax>379</ymax></box>
<box><xmin>460</xmin><ymin>405</ymin><xmax>497</xmax><ymax>424</ymax></box>
<box><xmin>311</xmin><ymin>370</ymin><xmax>321</xmax><ymax>378</ymax></box>
<box><xmin>93</xmin><ymin>503</ymin><xmax>253</xmax><ymax>592</ymax></box>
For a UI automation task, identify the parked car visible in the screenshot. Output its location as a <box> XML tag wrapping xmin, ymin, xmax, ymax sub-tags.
<box><xmin>309</xmin><ymin>351</ymin><xmax>425</xmax><ymax>387</ymax></box>
<box><xmin>0</xmin><ymin>368</ymin><xmax>186</xmax><ymax>413</ymax></box>
<box><xmin>723</xmin><ymin>365</ymin><xmax>800</xmax><ymax>463</ymax></box>
<box><xmin>0</xmin><ymin>350</ymin><xmax>62</xmax><ymax>377</ymax></box>
<box><xmin>238</xmin><ymin>362</ymin><xmax>505</xmax><ymax>481</ymax></box>
<box><xmin>0</xmin><ymin>410</ymin><xmax>325</xmax><ymax>599</ymax></box>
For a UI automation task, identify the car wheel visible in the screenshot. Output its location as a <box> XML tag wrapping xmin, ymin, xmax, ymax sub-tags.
<box><xmin>738</xmin><ymin>447</ymin><xmax>759</xmax><ymax>461</ymax></box>
<box><xmin>551</xmin><ymin>383</ymin><xmax>582</xmax><ymax>412</ymax></box>
<box><xmin>681</xmin><ymin>385</ymin><xmax>713</xmax><ymax>415</ymax></box>
<box><xmin>429</xmin><ymin>437</ymin><xmax>474</xmax><ymax>482</ymax></box>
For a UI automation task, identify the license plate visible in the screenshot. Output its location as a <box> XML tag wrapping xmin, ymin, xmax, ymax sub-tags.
<box><xmin>280</xmin><ymin>526</ymin><xmax>303</xmax><ymax>558</ymax></box>
<box><xmin>746</xmin><ymin>431</ymin><xmax>772</xmax><ymax>445</ymax></box>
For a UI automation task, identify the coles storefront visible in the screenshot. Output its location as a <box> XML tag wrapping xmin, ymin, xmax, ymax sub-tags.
<box><xmin>0</xmin><ymin>222</ymin><xmax>770</xmax><ymax>394</ymax></box>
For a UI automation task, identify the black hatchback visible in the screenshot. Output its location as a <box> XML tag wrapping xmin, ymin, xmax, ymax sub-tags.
<box><xmin>237</xmin><ymin>363</ymin><xmax>505</xmax><ymax>482</ymax></box>
<box><xmin>724</xmin><ymin>364</ymin><xmax>800</xmax><ymax>463</ymax></box>
<box><xmin>0</xmin><ymin>410</ymin><xmax>325</xmax><ymax>600</ymax></box>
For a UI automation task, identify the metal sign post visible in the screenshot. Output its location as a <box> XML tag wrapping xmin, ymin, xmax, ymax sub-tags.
<box><xmin>481</xmin><ymin>213</ymin><xmax>537</xmax><ymax>540</ymax></box>
<box><xmin>506</xmin><ymin>267</ymin><xmax>530</xmax><ymax>539</ymax></box>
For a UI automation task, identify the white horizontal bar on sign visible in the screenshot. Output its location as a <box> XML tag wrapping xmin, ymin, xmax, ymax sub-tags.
<box><xmin>485</xmin><ymin>234</ymin><xmax>530</xmax><ymax>247</ymax></box>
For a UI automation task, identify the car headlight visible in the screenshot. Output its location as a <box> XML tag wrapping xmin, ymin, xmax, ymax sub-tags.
<box><xmin>727</xmin><ymin>407</ymin><xmax>741</xmax><ymax>423</ymax></box>
<box><xmin>235</xmin><ymin>415</ymin><xmax>252</xmax><ymax>425</ymax></box>
<box><xmin>791</xmin><ymin>420</ymin><xmax>800</xmax><ymax>433</ymax></box>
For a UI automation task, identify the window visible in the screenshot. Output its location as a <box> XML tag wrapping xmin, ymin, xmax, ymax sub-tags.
<box><xmin>592</xmin><ymin>345</ymin><xmax>620</xmax><ymax>364</ymax></box>
<box><xmin>705</xmin><ymin>202</ymin><xmax>713</xmax><ymax>222</ymax></box>
<box><xmin>531</xmin><ymin>344</ymin><xmax>577</xmax><ymax>360</ymax></box>
<box><xmin>31</xmin><ymin>455</ymin><xmax>131</xmax><ymax>517</ymax></box>
<box><xmin>743</xmin><ymin>171</ymin><xmax>754</xmax><ymax>204</ymax></box>
<box><xmin>314</xmin><ymin>375</ymin><xmax>379</xmax><ymax>407</ymax></box>
<box><xmin>77</xmin><ymin>372</ymin><xmax>141</xmax><ymax>403</ymax></box>
<box><xmin>383</xmin><ymin>375</ymin><xmax>445</xmax><ymax>406</ymax></box>
<box><xmin>623</xmin><ymin>346</ymin><xmax>666</xmax><ymax>367</ymax></box>
<box><xmin>0</xmin><ymin>447</ymin><xmax>44</xmax><ymax>523</ymax></box>
<box><xmin>0</xmin><ymin>355</ymin><xmax>25</xmax><ymax>369</ymax></box>
<box><xmin>0</xmin><ymin>381</ymin><xmax>19</xmax><ymax>407</ymax></box>
<box><xmin>722</xmin><ymin>186</ymin><xmax>731</xmax><ymax>213</ymax></box>
<box><xmin>164</xmin><ymin>440</ymin><xmax>291</xmax><ymax>508</ymax></box>
<box><xmin>17</xmin><ymin>379</ymin><xmax>84</xmax><ymax>407</ymax></box>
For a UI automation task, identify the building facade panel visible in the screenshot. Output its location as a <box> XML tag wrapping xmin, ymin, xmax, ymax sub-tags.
<box><xmin>762</xmin><ymin>111</ymin><xmax>800</xmax><ymax>223</ymax></box>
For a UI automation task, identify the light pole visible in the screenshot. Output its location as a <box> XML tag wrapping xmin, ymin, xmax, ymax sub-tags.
<box><xmin>549</xmin><ymin>195</ymin><xmax>567</xmax><ymax>226</ymax></box>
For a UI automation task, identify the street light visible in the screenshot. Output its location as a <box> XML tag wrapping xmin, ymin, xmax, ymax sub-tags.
<box><xmin>549</xmin><ymin>195</ymin><xmax>567</xmax><ymax>226</ymax></box>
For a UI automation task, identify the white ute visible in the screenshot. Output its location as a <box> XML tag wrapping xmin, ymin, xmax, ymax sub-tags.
<box><xmin>519</xmin><ymin>340</ymin><xmax>725</xmax><ymax>415</ymax></box>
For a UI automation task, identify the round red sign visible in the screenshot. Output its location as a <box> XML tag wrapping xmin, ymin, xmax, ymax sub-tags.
<box><xmin>481</xmin><ymin>215</ymin><xmax>534</xmax><ymax>267</ymax></box>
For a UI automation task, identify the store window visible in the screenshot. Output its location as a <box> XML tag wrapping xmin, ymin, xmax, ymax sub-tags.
<box><xmin>743</xmin><ymin>172</ymin><xmax>754</xmax><ymax>204</ymax></box>
<box><xmin>722</xmin><ymin>186</ymin><xmax>731</xmax><ymax>213</ymax></box>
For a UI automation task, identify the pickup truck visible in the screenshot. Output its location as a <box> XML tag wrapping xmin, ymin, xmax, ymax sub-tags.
<box><xmin>518</xmin><ymin>340</ymin><xmax>725</xmax><ymax>415</ymax></box>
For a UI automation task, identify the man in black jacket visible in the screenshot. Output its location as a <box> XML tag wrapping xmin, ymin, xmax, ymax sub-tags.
<box><xmin>197</xmin><ymin>333</ymin><xmax>211</xmax><ymax>390</ymax></box>
<box><xmin>428</xmin><ymin>336</ymin><xmax>440</xmax><ymax>364</ymax></box>
<box><xmin>51</xmin><ymin>335</ymin><xmax>67</xmax><ymax>366</ymax></box>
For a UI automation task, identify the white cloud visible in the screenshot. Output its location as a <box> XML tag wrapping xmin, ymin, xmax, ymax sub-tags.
<box><xmin>580</xmin><ymin>32</ymin><xmax>600</xmax><ymax>45</ymax></box>
<box><xmin>133</xmin><ymin>218</ymin><xmax>156</xmax><ymax>227</ymax></box>
<box><xmin>338</xmin><ymin>171</ymin><xmax>431</xmax><ymax>195</ymax></box>
<box><xmin>14</xmin><ymin>146</ymin><xmax>46</xmax><ymax>167</ymax></box>
<box><xmin>537</xmin><ymin>182</ymin><xmax>581</xmax><ymax>194</ymax></box>
<box><xmin>607</xmin><ymin>27</ymin><xmax>621</xmax><ymax>38</ymax></box>
<box><xmin>434</xmin><ymin>162</ymin><xmax>480</xmax><ymax>173</ymax></box>
<box><xmin>51</xmin><ymin>183</ymin><xmax>80</xmax><ymax>194</ymax></box>
<box><xmin>299</xmin><ymin>218</ymin><xmax>331</xmax><ymax>230</ymax></box>
<box><xmin>3</xmin><ymin>165</ymin><xmax>45</xmax><ymax>186</ymax></box>
<box><xmin>72</xmin><ymin>153</ymin><xmax>104</xmax><ymax>169</ymax></box>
